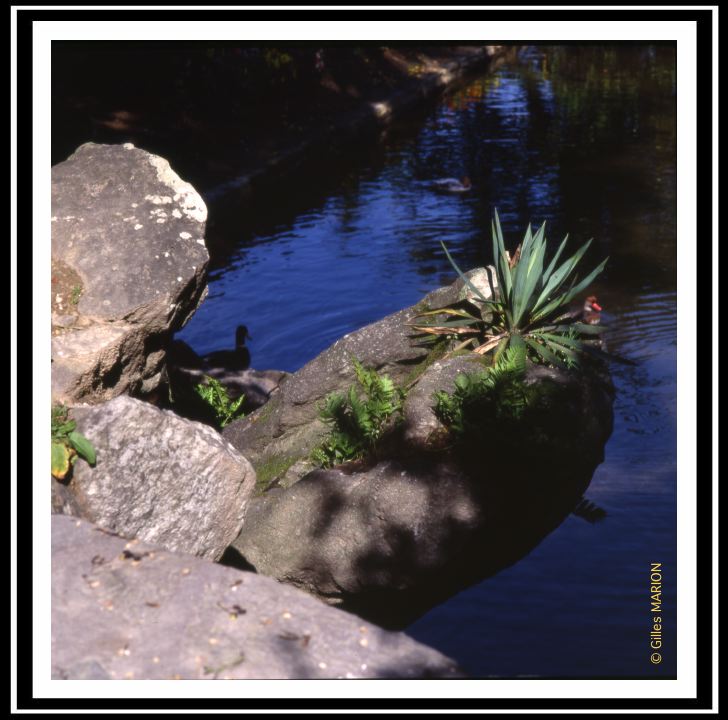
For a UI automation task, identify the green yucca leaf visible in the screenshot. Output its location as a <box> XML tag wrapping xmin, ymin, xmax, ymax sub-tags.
<box><xmin>525</xmin><ymin>337</ymin><xmax>568</xmax><ymax>369</ymax></box>
<box><xmin>530</xmin><ymin>239</ymin><xmax>593</xmax><ymax>317</ymax></box>
<box><xmin>432</xmin><ymin>318</ymin><xmax>483</xmax><ymax>328</ymax></box>
<box><xmin>542</xmin><ymin>337</ymin><xmax>581</xmax><ymax>365</ymax></box>
<box><xmin>552</xmin><ymin>322</ymin><xmax>607</xmax><ymax>335</ymax></box>
<box><xmin>492</xmin><ymin>210</ymin><xmax>513</xmax><ymax>303</ymax></box>
<box><xmin>440</xmin><ymin>241</ymin><xmax>492</xmax><ymax>305</ymax></box>
<box><xmin>491</xmin><ymin>219</ymin><xmax>507</xmax><ymax>306</ymax></box>
<box><xmin>526</xmin><ymin>222</ymin><xmax>547</xmax><ymax>273</ymax></box>
<box><xmin>540</xmin><ymin>256</ymin><xmax>609</xmax><ymax>319</ymax></box>
<box><xmin>541</xmin><ymin>233</ymin><xmax>569</xmax><ymax>287</ymax></box>
<box><xmin>516</xmin><ymin>221</ymin><xmax>545</xmax><ymax>287</ymax></box>
<box><xmin>515</xmin><ymin>223</ymin><xmax>534</xmax><ymax>280</ymax></box>
<box><xmin>513</xmin><ymin>231</ymin><xmax>547</xmax><ymax>326</ymax></box>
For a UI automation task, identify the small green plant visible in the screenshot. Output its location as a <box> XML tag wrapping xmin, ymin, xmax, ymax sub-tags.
<box><xmin>433</xmin><ymin>345</ymin><xmax>530</xmax><ymax>441</ymax></box>
<box><xmin>70</xmin><ymin>284</ymin><xmax>82</xmax><ymax>305</ymax></box>
<box><xmin>311</xmin><ymin>358</ymin><xmax>403</xmax><ymax>468</ymax></box>
<box><xmin>194</xmin><ymin>375</ymin><xmax>246</xmax><ymax>428</ymax></box>
<box><xmin>413</xmin><ymin>209</ymin><xmax>609</xmax><ymax>369</ymax></box>
<box><xmin>51</xmin><ymin>403</ymin><xmax>96</xmax><ymax>480</ymax></box>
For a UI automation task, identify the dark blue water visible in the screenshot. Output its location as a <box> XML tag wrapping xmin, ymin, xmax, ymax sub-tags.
<box><xmin>179</xmin><ymin>46</ymin><xmax>677</xmax><ymax>678</ymax></box>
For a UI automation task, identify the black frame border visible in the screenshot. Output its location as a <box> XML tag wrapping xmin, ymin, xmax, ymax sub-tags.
<box><xmin>14</xmin><ymin>4</ymin><xmax>714</xmax><ymax>712</ymax></box>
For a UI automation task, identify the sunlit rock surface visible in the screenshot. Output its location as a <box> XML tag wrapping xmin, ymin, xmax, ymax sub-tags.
<box><xmin>51</xmin><ymin>515</ymin><xmax>465</xmax><ymax>680</ymax></box>
<box><xmin>51</xmin><ymin>142</ymin><xmax>209</xmax><ymax>404</ymax></box>
<box><xmin>56</xmin><ymin>395</ymin><xmax>255</xmax><ymax>561</ymax></box>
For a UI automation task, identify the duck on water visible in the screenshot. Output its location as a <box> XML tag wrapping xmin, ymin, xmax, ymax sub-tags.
<box><xmin>201</xmin><ymin>325</ymin><xmax>252</xmax><ymax>371</ymax></box>
<box><xmin>431</xmin><ymin>176</ymin><xmax>472</xmax><ymax>194</ymax></box>
<box><xmin>570</xmin><ymin>295</ymin><xmax>603</xmax><ymax>325</ymax></box>
<box><xmin>166</xmin><ymin>326</ymin><xmax>289</xmax><ymax>413</ymax></box>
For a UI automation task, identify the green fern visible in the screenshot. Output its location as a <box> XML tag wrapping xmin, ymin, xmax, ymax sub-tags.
<box><xmin>433</xmin><ymin>346</ymin><xmax>531</xmax><ymax>442</ymax></box>
<box><xmin>194</xmin><ymin>375</ymin><xmax>246</xmax><ymax>428</ymax></box>
<box><xmin>312</xmin><ymin>357</ymin><xmax>403</xmax><ymax>468</ymax></box>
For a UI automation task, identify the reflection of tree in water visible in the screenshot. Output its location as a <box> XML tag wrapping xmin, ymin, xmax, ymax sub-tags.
<box><xmin>425</xmin><ymin>45</ymin><xmax>676</xmax><ymax>291</ymax></box>
<box><xmin>543</xmin><ymin>45</ymin><xmax>677</xmax><ymax>289</ymax></box>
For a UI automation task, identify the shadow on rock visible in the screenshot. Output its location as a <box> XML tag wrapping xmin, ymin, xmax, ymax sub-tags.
<box><xmin>232</xmin><ymin>426</ymin><xmax>608</xmax><ymax>630</ymax></box>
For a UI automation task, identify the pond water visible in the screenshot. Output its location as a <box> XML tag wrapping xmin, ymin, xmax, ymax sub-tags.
<box><xmin>178</xmin><ymin>45</ymin><xmax>677</xmax><ymax>678</ymax></box>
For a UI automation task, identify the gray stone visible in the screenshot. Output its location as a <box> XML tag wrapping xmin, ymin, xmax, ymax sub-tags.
<box><xmin>52</xmin><ymin>515</ymin><xmax>465</xmax><ymax>679</ymax></box>
<box><xmin>64</xmin><ymin>395</ymin><xmax>256</xmax><ymax>561</ymax></box>
<box><xmin>233</xmin><ymin>461</ymin><xmax>480</xmax><ymax>613</ymax></box>
<box><xmin>51</xmin><ymin>476</ymin><xmax>83</xmax><ymax>516</ymax></box>
<box><xmin>278</xmin><ymin>459</ymin><xmax>317</xmax><ymax>489</ymax></box>
<box><xmin>51</xmin><ymin>142</ymin><xmax>209</xmax><ymax>404</ymax></box>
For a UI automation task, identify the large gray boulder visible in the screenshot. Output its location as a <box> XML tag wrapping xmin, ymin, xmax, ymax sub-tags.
<box><xmin>225</xmin><ymin>266</ymin><xmax>613</xmax><ymax>627</ymax></box>
<box><xmin>51</xmin><ymin>142</ymin><xmax>209</xmax><ymax>404</ymax></box>
<box><xmin>231</xmin><ymin>362</ymin><xmax>611</xmax><ymax>629</ymax></box>
<box><xmin>232</xmin><ymin>460</ymin><xmax>484</xmax><ymax>627</ymax></box>
<box><xmin>57</xmin><ymin>395</ymin><xmax>256</xmax><ymax>561</ymax></box>
<box><xmin>52</xmin><ymin>515</ymin><xmax>464</xmax><ymax>679</ymax></box>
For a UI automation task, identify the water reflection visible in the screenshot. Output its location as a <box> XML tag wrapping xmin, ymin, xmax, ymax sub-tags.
<box><xmin>178</xmin><ymin>45</ymin><xmax>676</xmax><ymax>677</ymax></box>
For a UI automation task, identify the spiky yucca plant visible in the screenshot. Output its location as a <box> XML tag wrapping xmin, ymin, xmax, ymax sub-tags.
<box><xmin>415</xmin><ymin>210</ymin><xmax>608</xmax><ymax>368</ymax></box>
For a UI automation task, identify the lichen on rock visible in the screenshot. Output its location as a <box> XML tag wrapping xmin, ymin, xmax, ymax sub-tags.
<box><xmin>51</xmin><ymin>142</ymin><xmax>210</xmax><ymax>404</ymax></box>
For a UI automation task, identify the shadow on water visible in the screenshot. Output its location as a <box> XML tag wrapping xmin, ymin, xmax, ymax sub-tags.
<box><xmin>176</xmin><ymin>45</ymin><xmax>676</xmax><ymax>677</ymax></box>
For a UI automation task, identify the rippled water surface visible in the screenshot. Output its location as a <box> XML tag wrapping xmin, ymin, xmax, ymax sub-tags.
<box><xmin>179</xmin><ymin>46</ymin><xmax>677</xmax><ymax>678</ymax></box>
